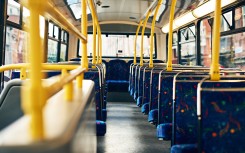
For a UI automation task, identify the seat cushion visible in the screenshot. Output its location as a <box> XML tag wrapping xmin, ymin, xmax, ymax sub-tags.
<box><xmin>157</xmin><ymin>123</ymin><xmax>172</xmax><ymax>140</ymax></box>
<box><xmin>96</xmin><ymin>120</ymin><xmax>106</xmax><ymax>136</ymax></box>
<box><xmin>107</xmin><ymin>80</ymin><xmax>129</xmax><ymax>92</ymax></box>
<box><xmin>171</xmin><ymin>144</ymin><xmax>197</xmax><ymax>153</ymax></box>
<box><xmin>136</xmin><ymin>96</ymin><xmax>143</xmax><ymax>107</ymax></box>
<box><xmin>148</xmin><ymin>109</ymin><xmax>158</xmax><ymax>124</ymax></box>
<box><xmin>141</xmin><ymin>103</ymin><xmax>149</xmax><ymax>115</ymax></box>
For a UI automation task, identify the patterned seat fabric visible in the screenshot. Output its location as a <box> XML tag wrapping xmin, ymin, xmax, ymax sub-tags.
<box><xmin>158</xmin><ymin>76</ymin><xmax>174</xmax><ymax>125</ymax></box>
<box><xmin>142</xmin><ymin>71</ymin><xmax>151</xmax><ymax>105</ymax></box>
<box><xmin>136</xmin><ymin>67</ymin><xmax>146</xmax><ymax>106</ymax></box>
<box><xmin>150</xmin><ymin>72</ymin><xmax>161</xmax><ymax>111</ymax></box>
<box><xmin>174</xmin><ymin>81</ymin><xmax>199</xmax><ymax>145</ymax></box>
<box><xmin>199</xmin><ymin>81</ymin><xmax>245</xmax><ymax>153</ymax></box>
<box><xmin>85</xmin><ymin>71</ymin><xmax>103</xmax><ymax>120</ymax></box>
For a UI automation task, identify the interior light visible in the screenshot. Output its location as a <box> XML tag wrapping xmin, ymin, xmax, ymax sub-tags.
<box><xmin>162</xmin><ymin>23</ymin><xmax>178</xmax><ymax>33</ymax></box>
<box><xmin>174</xmin><ymin>12</ymin><xmax>196</xmax><ymax>27</ymax></box>
<box><xmin>192</xmin><ymin>0</ymin><xmax>215</xmax><ymax>18</ymax></box>
<box><xmin>162</xmin><ymin>0</ymin><xmax>238</xmax><ymax>33</ymax></box>
<box><xmin>192</xmin><ymin>0</ymin><xmax>237</xmax><ymax>18</ymax></box>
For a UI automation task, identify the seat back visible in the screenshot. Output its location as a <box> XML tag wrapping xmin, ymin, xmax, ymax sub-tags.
<box><xmin>173</xmin><ymin>75</ymin><xmax>208</xmax><ymax>145</ymax></box>
<box><xmin>0</xmin><ymin>79</ymin><xmax>23</xmax><ymax>130</ymax></box>
<box><xmin>106</xmin><ymin>59</ymin><xmax>128</xmax><ymax>81</ymax></box>
<box><xmin>198</xmin><ymin>80</ymin><xmax>245</xmax><ymax>153</ymax></box>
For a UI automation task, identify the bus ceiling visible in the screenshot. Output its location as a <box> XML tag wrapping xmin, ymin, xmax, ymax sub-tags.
<box><xmin>51</xmin><ymin>0</ymin><xmax>204</xmax><ymax>29</ymax></box>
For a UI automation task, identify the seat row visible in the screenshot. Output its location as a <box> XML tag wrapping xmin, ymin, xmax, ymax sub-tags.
<box><xmin>129</xmin><ymin>63</ymin><xmax>245</xmax><ymax>153</ymax></box>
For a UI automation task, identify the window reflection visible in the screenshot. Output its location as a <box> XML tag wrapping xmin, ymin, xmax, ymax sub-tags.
<box><xmin>200</xmin><ymin>19</ymin><xmax>212</xmax><ymax>67</ymax></box>
<box><xmin>220</xmin><ymin>32</ymin><xmax>245</xmax><ymax>70</ymax></box>
<box><xmin>179</xmin><ymin>26</ymin><xmax>196</xmax><ymax>65</ymax></box>
<box><xmin>7</xmin><ymin>0</ymin><xmax>20</xmax><ymax>24</ymax></box>
<box><xmin>235</xmin><ymin>6</ymin><xmax>245</xmax><ymax>29</ymax></box>
<box><xmin>47</xmin><ymin>39</ymin><xmax>58</xmax><ymax>63</ymax></box>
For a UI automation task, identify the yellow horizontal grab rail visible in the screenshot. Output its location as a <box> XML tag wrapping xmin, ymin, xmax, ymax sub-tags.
<box><xmin>45</xmin><ymin>67</ymin><xmax>86</xmax><ymax>100</ymax></box>
<box><xmin>20</xmin><ymin>0</ymin><xmax>87</xmax><ymax>42</ymax></box>
<box><xmin>0</xmin><ymin>64</ymin><xmax>80</xmax><ymax>72</ymax></box>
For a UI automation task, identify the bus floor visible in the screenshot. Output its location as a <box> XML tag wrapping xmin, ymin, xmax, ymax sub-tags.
<box><xmin>97</xmin><ymin>101</ymin><xmax>171</xmax><ymax>153</ymax></box>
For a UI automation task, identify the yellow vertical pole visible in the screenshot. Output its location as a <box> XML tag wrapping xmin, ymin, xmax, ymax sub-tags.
<box><xmin>166</xmin><ymin>0</ymin><xmax>177</xmax><ymax>71</ymax></box>
<box><xmin>210</xmin><ymin>0</ymin><xmax>221</xmax><ymax>81</ymax></box>
<box><xmin>96</xmin><ymin>27</ymin><xmax>99</xmax><ymax>64</ymax></box>
<box><xmin>140</xmin><ymin>10</ymin><xmax>151</xmax><ymax>66</ymax></box>
<box><xmin>134</xmin><ymin>20</ymin><xmax>143</xmax><ymax>65</ymax></box>
<box><xmin>62</xmin><ymin>69</ymin><xmax>73</xmax><ymax>101</ymax></box>
<box><xmin>20</xmin><ymin>67</ymin><xmax>27</xmax><ymax>80</ymax></box>
<box><xmin>92</xmin><ymin>19</ymin><xmax>97</xmax><ymax>65</ymax></box>
<box><xmin>99</xmin><ymin>28</ymin><xmax>102</xmax><ymax>64</ymax></box>
<box><xmin>23</xmin><ymin>0</ymin><xmax>46</xmax><ymax>140</ymax></box>
<box><xmin>77</xmin><ymin>0</ymin><xmax>88</xmax><ymax>88</ymax></box>
<box><xmin>149</xmin><ymin>0</ymin><xmax>163</xmax><ymax>68</ymax></box>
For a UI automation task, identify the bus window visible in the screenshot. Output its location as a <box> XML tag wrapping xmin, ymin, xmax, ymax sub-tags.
<box><xmin>200</xmin><ymin>19</ymin><xmax>212</xmax><ymax>67</ymax></box>
<box><xmin>235</xmin><ymin>5</ymin><xmax>245</xmax><ymax>29</ymax></box>
<box><xmin>77</xmin><ymin>34</ymin><xmax>155</xmax><ymax>58</ymax></box>
<box><xmin>7</xmin><ymin>0</ymin><xmax>20</xmax><ymax>25</ymax></box>
<box><xmin>221</xmin><ymin>11</ymin><xmax>233</xmax><ymax>32</ymax></box>
<box><xmin>220</xmin><ymin>32</ymin><xmax>245</xmax><ymax>70</ymax></box>
<box><xmin>48</xmin><ymin>39</ymin><xmax>58</xmax><ymax>63</ymax></box>
<box><xmin>172</xmin><ymin>32</ymin><xmax>178</xmax><ymax>64</ymax></box>
<box><xmin>179</xmin><ymin>26</ymin><xmax>196</xmax><ymax>65</ymax></box>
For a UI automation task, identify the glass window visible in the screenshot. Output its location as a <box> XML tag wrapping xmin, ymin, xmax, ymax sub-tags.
<box><xmin>47</xmin><ymin>39</ymin><xmax>58</xmax><ymax>63</ymax></box>
<box><xmin>23</xmin><ymin>7</ymin><xmax>30</xmax><ymax>26</ymax></box>
<box><xmin>221</xmin><ymin>11</ymin><xmax>233</xmax><ymax>32</ymax></box>
<box><xmin>172</xmin><ymin>32</ymin><xmax>178</xmax><ymax>64</ymax></box>
<box><xmin>220</xmin><ymin>32</ymin><xmax>245</xmax><ymax>70</ymax></box>
<box><xmin>179</xmin><ymin>26</ymin><xmax>196</xmax><ymax>65</ymax></box>
<box><xmin>235</xmin><ymin>5</ymin><xmax>245</xmax><ymax>29</ymax></box>
<box><xmin>48</xmin><ymin>22</ymin><xmax>54</xmax><ymax>37</ymax></box>
<box><xmin>78</xmin><ymin>34</ymin><xmax>155</xmax><ymax>58</ymax></box>
<box><xmin>7</xmin><ymin>0</ymin><xmax>20</xmax><ymax>24</ymax></box>
<box><xmin>54</xmin><ymin>26</ymin><xmax>59</xmax><ymax>39</ymax></box>
<box><xmin>60</xmin><ymin>44</ymin><xmax>67</xmax><ymax>62</ymax></box>
<box><xmin>200</xmin><ymin>19</ymin><xmax>212</xmax><ymax>67</ymax></box>
<box><xmin>5</xmin><ymin>26</ymin><xmax>28</xmax><ymax>65</ymax></box>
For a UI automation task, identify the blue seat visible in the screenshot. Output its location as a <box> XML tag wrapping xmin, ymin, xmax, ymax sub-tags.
<box><xmin>157</xmin><ymin>73</ymin><xmax>176</xmax><ymax>140</ymax></box>
<box><xmin>148</xmin><ymin>109</ymin><xmax>158</xmax><ymax>124</ymax></box>
<box><xmin>136</xmin><ymin>66</ymin><xmax>147</xmax><ymax>106</ymax></box>
<box><xmin>96</xmin><ymin>120</ymin><xmax>106</xmax><ymax>136</ymax></box>
<box><xmin>157</xmin><ymin>123</ymin><xmax>172</xmax><ymax>140</ymax></box>
<box><xmin>106</xmin><ymin>60</ymin><xmax>129</xmax><ymax>92</ymax></box>
<box><xmin>171</xmin><ymin>75</ymin><xmax>207</xmax><ymax>152</ymax></box>
<box><xmin>141</xmin><ymin>103</ymin><xmax>149</xmax><ymax>115</ymax></box>
<box><xmin>141</xmin><ymin>70</ymin><xmax>152</xmax><ymax>107</ymax></box>
<box><xmin>198</xmin><ymin>80</ymin><xmax>245</xmax><ymax>153</ymax></box>
<box><xmin>149</xmin><ymin>71</ymin><xmax>161</xmax><ymax>112</ymax></box>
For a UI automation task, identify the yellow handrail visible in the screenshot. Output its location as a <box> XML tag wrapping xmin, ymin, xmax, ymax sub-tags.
<box><xmin>96</xmin><ymin>28</ymin><xmax>100</xmax><ymax>64</ymax></box>
<box><xmin>0</xmin><ymin>64</ymin><xmax>80</xmax><ymax>72</ymax></box>
<box><xmin>140</xmin><ymin>10</ymin><xmax>152</xmax><ymax>66</ymax></box>
<box><xmin>92</xmin><ymin>19</ymin><xmax>97</xmax><ymax>65</ymax></box>
<box><xmin>99</xmin><ymin>28</ymin><xmax>102</xmax><ymax>64</ymax></box>
<box><xmin>166</xmin><ymin>0</ymin><xmax>177</xmax><ymax>71</ymax></box>
<box><xmin>46</xmin><ymin>67</ymin><xmax>86</xmax><ymax>100</ymax></box>
<box><xmin>77</xmin><ymin>0</ymin><xmax>88</xmax><ymax>88</ymax></box>
<box><xmin>23</xmin><ymin>0</ymin><xmax>45</xmax><ymax>140</ymax></box>
<box><xmin>87</xmin><ymin>0</ymin><xmax>102</xmax><ymax>64</ymax></box>
<box><xmin>149</xmin><ymin>0</ymin><xmax>163</xmax><ymax>68</ymax></box>
<box><xmin>134</xmin><ymin>20</ymin><xmax>143</xmax><ymax>65</ymax></box>
<box><xmin>210</xmin><ymin>0</ymin><xmax>221</xmax><ymax>81</ymax></box>
<box><xmin>20</xmin><ymin>0</ymin><xmax>86</xmax><ymax>42</ymax></box>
